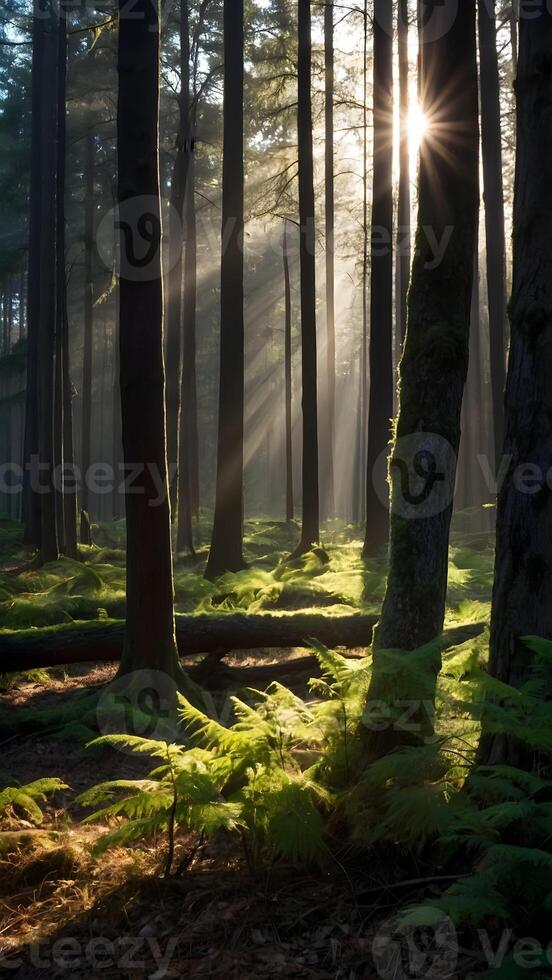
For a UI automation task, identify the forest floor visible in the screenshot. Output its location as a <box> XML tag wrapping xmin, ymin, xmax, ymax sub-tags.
<box><xmin>0</xmin><ymin>513</ymin><xmax>495</xmax><ymax>978</ymax></box>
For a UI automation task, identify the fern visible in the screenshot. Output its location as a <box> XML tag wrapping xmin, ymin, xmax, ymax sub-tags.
<box><xmin>0</xmin><ymin>778</ymin><xmax>68</xmax><ymax>826</ymax></box>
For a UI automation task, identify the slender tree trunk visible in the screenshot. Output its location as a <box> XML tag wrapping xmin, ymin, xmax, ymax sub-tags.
<box><xmin>396</xmin><ymin>0</ymin><xmax>410</xmax><ymax>350</ymax></box>
<box><xmin>37</xmin><ymin>0</ymin><xmax>59</xmax><ymax>564</ymax></box>
<box><xmin>292</xmin><ymin>0</ymin><xmax>320</xmax><ymax>557</ymax></box>
<box><xmin>205</xmin><ymin>0</ymin><xmax>246</xmax><ymax>576</ymax></box>
<box><xmin>363</xmin><ymin>0</ymin><xmax>394</xmax><ymax>557</ymax></box>
<box><xmin>370</xmin><ymin>0</ymin><xmax>479</xmax><ymax>654</ymax></box>
<box><xmin>19</xmin><ymin>273</ymin><xmax>25</xmax><ymax>340</ymax></box>
<box><xmin>481</xmin><ymin>5</ymin><xmax>552</xmax><ymax>768</ymax></box>
<box><xmin>81</xmin><ymin>133</ymin><xmax>94</xmax><ymax>523</ymax></box>
<box><xmin>111</xmin><ymin>299</ymin><xmax>122</xmax><ymax>519</ymax></box>
<box><xmin>22</xmin><ymin>0</ymin><xmax>44</xmax><ymax>548</ymax></box>
<box><xmin>479</xmin><ymin>0</ymin><xmax>507</xmax><ymax>475</ymax></box>
<box><xmin>324</xmin><ymin>0</ymin><xmax>335</xmax><ymax>519</ymax></box>
<box><xmin>176</xmin><ymin>146</ymin><xmax>199</xmax><ymax>554</ymax></box>
<box><xmin>117</xmin><ymin>0</ymin><xmax>188</xmax><ymax>689</ymax></box>
<box><xmin>283</xmin><ymin>220</ymin><xmax>294</xmax><ymax>523</ymax></box>
<box><xmin>166</xmin><ymin>0</ymin><xmax>192</xmax><ymax>518</ymax></box>
<box><xmin>54</xmin><ymin>2</ymin><xmax>68</xmax><ymax>554</ymax></box>
<box><xmin>358</xmin><ymin>0</ymin><xmax>369</xmax><ymax>526</ymax></box>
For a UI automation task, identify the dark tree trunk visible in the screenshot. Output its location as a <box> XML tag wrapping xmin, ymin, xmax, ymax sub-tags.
<box><xmin>176</xmin><ymin>144</ymin><xmax>199</xmax><ymax>554</ymax></box>
<box><xmin>396</xmin><ymin>0</ymin><xmax>410</xmax><ymax>349</ymax></box>
<box><xmin>81</xmin><ymin>134</ymin><xmax>94</xmax><ymax>523</ymax></box>
<box><xmin>363</xmin><ymin>0</ymin><xmax>394</xmax><ymax>557</ymax></box>
<box><xmin>166</xmin><ymin>0</ymin><xmax>192</xmax><ymax>518</ymax></box>
<box><xmin>116</xmin><ymin>0</ymin><xmax>187</xmax><ymax>689</ymax></box>
<box><xmin>324</xmin><ymin>0</ymin><xmax>335</xmax><ymax>519</ymax></box>
<box><xmin>37</xmin><ymin>0</ymin><xmax>59</xmax><ymax>565</ymax></box>
<box><xmin>370</xmin><ymin>0</ymin><xmax>479</xmax><ymax>657</ymax></box>
<box><xmin>111</xmin><ymin>300</ymin><xmax>122</xmax><ymax>519</ymax></box>
<box><xmin>22</xmin><ymin>0</ymin><xmax>44</xmax><ymax>549</ymax></box>
<box><xmin>54</xmin><ymin>3</ymin><xmax>68</xmax><ymax>555</ymax></box>
<box><xmin>481</xmin><ymin>5</ymin><xmax>552</xmax><ymax>768</ymax></box>
<box><xmin>283</xmin><ymin>220</ymin><xmax>294</xmax><ymax>523</ymax></box>
<box><xmin>292</xmin><ymin>0</ymin><xmax>320</xmax><ymax>557</ymax></box>
<box><xmin>478</xmin><ymin>0</ymin><xmax>507</xmax><ymax>475</ymax></box>
<box><xmin>205</xmin><ymin>0</ymin><xmax>246</xmax><ymax>577</ymax></box>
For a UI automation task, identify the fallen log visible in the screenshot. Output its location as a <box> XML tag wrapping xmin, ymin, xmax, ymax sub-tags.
<box><xmin>0</xmin><ymin>613</ymin><xmax>379</xmax><ymax>674</ymax></box>
<box><xmin>0</xmin><ymin>617</ymin><xmax>487</xmax><ymax>682</ymax></box>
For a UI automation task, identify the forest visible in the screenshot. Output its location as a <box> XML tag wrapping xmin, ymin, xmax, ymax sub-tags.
<box><xmin>0</xmin><ymin>0</ymin><xmax>550</xmax><ymax>975</ymax></box>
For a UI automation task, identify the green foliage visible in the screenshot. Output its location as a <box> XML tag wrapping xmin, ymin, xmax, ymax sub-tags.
<box><xmin>0</xmin><ymin>778</ymin><xmax>68</xmax><ymax>826</ymax></box>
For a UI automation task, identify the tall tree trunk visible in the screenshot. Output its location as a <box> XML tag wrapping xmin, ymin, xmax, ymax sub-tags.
<box><xmin>116</xmin><ymin>0</ymin><xmax>187</xmax><ymax>688</ymax></box>
<box><xmin>22</xmin><ymin>0</ymin><xmax>44</xmax><ymax>549</ymax></box>
<box><xmin>19</xmin><ymin>272</ymin><xmax>25</xmax><ymax>340</ymax></box>
<box><xmin>396</xmin><ymin>0</ymin><xmax>410</xmax><ymax>350</ymax></box>
<box><xmin>355</xmin><ymin>0</ymin><xmax>369</xmax><ymax>526</ymax></box>
<box><xmin>479</xmin><ymin>0</ymin><xmax>507</xmax><ymax>475</ymax></box>
<box><xmin>111</xmin><ymin>299</ymin><xmax>122</xmax><ymax>519</ymax></box>
<box><xmin>176</xmin><ymin>145</ymin><xmax>199</xmax><ymax>554</ymax></box>
<box><xmin>481</xmin><ymin>5</ymin><xmax>552</xmax><ymax>768</ymax></box>
<box><xmin>363</xmin><ymin>0</ymin><xmax>394</xmax><ymax>557</ymax></box>
<box><xmin>292</xmin><ymin>0</ymin><xmax>319</xmax><ymax>557</ymax></box>
<box><xmin>37</xmin><ymin>0</ymin><xmax>59</xmax><ymax>564</ymax></box>
<box><xmin>81</xmin><ymin>133</ymin><xmax>94</xmax><ymax>522</ymax></box>
<box><xmin>283</xmin><ymin>220</ymin><xmax>294</xmax><ymax>523</ymax></box>
<box><xmin>54</xmin><ymin>2</ymin><xmax>68</xmax><ymax>555</ymax></box>
<box><xmin>370</xmin><ymin>0</ymin><xmax>479</xmax><ymax>655</ymax></box>
<box><xmin>324</xmin><ymin>0</ymin><xmax>335</xmax><ymax>519</ymax></box>
<box><xmin>166</xmin><ymin>0</ymin><xmax>192</xmax><ymax>518</ymax></box>
<box><xmin>205</xmin><ymin>0</ymin><xmax>246</xmax><ymax>577</ymax></box>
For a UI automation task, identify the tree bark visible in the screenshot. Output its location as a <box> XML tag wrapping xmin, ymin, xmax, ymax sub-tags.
<box><xmin>37</xmin><ymin>0</ymin><xmax>59</xmax><ymax>565</ymax></box>
<box><xmin>116</xmin><ymin>0</ymin><xmax>185</xmax><ymax>688</ymax></box>
<box><xmin>292</xmin><ymin>0</ymin><xmax>320</xmax><ymax>557</ymax></box>
<box><xmin>206</xmin><ymin>0</ymin><xmax>246</xmax><ymax>576</ymax></box>
<box><xmin>396</xmin><ymin>0</ymin><xmax>410</xmax><ymax>350</ymax></box>
<box><xmin>81</xmin><ymin>133</ymin><xmax>94</xmax><ymax>521</ymax></box>
<box><xmin>283</xmin><ymin>220</ymin><xmax>294</xmax><ymax>523</ymax></box>
<box><xmin>22</xmin><ymin>0</ymin><xmax>44</xmax><ymax>550</ymax></box>
<box><xmin>165</xmin><ymin>0</ymin><xmax>192</xmax><ymax>519</ymax></box>
<box><xmin>176</xmin><ymin>142</ymin><xmax>199</xmax><ymax>554</ymax></box>
<box><xmin>324</xmin><ymin>0</ymin><xmax>335</xmax><ymax>519</ymax></box>
<box><xmin>54</xmin><ymin>4</ymin><xmax>68</xmax><ymax>555</ymax></box>
<box><xmin>363</xmin><ymin>0</ymin><xmax>394</xmax><ymax>557</ymax></box>
<box><xmin>481</xmin><ymin>5</ymin><xmax>552</xmax><ymax>767</ymax></box>
<box><xmin>370</xmin><ymin>0</ymin><xmax>479</xmax><ymax>656</ymax></box>
<box><xmin>478</xmin><ymin>0</ymin><xmax>507</xmax><ymax>475</ymax></box>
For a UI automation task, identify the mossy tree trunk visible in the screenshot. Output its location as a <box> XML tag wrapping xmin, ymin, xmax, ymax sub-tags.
<box><xmin>364</xmin><ymin>0</ymin><xmax>479</xmax><ymax>750</ymax></box>
<box><xmin>206</xmin><ymin>0</ymin><xmax>246</xmax><ymax>577</ymax></box>
<box><xmin>480</xmin><ymin>4</ymin><xmax>552</xmax><ymax>768</ymax></box>
<box><xmin>292</xmin><ymin>0</ymin><xmax>320</xmax><ymax>558</ymax></box>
